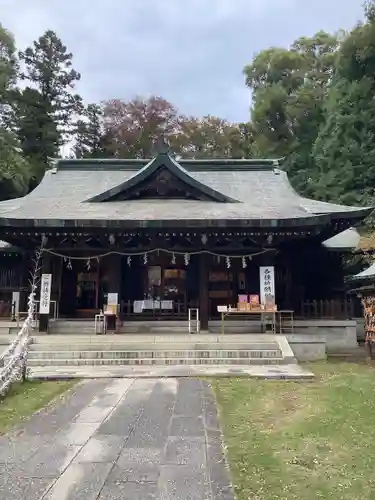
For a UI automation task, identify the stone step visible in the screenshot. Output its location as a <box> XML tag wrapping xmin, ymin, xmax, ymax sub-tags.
<box><xmin>31</xmin><ymin>333</ymin><xmax>277</xmax><ymax>343</ymax></box>
<box><xmin>0</xmin><ymin>334</ymin><xmax>13</xmax><ymax>345</ymax></box>
<box><xmin>27</xmin><ymin>349</ymin><xmax>282</xmax><ymax>360</ymax></box>
<box><xmin>29</xmin><ymin>342</ymin><xmax>280</xmax><ymax>352</ymax></box>
<box><xmin>26</xmin><ymin>356</ymin><xmax>285</xmax><ymax>366</ymax></box>
<box><xmin>47</xmin><ymin>320</ymin><xmax>268</xmax><ymax>335</ymax></box>
<box><xmin>50</xmin><ymin>330</ymin><xmax>195</xmax><ymax>336</ymax></box>
<box><xmin>49</xmin><ymin>328</ymin><xmax>100</xmax><ymax>335</ymax></box>
<box><xmin>49</xmin><ymin>321</ymin><xmax>194</xmax><ymax>335</ymax></box>
<box><xmin>49</xmin><ymin>327</ymin><xmax>262</xmax><ymax>335</ymax></box>
<box><xmin>27</xmin><ymin>334</ymin><xmax>297</xmax><ymax>366</ymax></box>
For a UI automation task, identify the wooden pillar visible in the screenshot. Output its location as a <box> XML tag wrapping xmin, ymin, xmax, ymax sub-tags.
<box><xmin>199</xmin><ymin>253</ymin><xmax>209</xmax><ymax>331</ymax></box>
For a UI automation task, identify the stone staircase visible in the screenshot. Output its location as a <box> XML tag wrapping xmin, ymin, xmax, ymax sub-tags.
<box><xmin>47</xmin><ymin>319</ymin><xmax>273</xmax><ymax>335</ymax></box>
<box><xmin>49</xmin><ymin>320</ymin><xmax>191</xmax><ymax>335</ymax></box>
<box><xmin>27</xmin><ymin>334</ymin><xmax>297</xmax><ymax>368</ymax></box>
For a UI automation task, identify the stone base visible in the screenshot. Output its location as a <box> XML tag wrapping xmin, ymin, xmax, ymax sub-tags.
<box><xmin>23</xmin><ymin>318</ymin><xmax>361</xmax><ymax>363</ymax></box>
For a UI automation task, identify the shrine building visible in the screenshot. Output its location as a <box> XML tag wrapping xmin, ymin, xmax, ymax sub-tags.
<box><xmin>0</xmin><ymin>149</ymin><xmax>371</xmax><ymax>331</ymax></box>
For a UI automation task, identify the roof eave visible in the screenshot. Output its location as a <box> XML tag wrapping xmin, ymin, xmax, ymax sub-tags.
<box><xmin>0</xmin><ymin>214</ymin><xmax>331</xmax><ymax>230</ymax></box>
<box><xmin>329</xmin><ymin>207</ymin><xmax>373</xmax><ymax>220</ymax></box>
<box><xmin>322</xmin><ymin>227</ymin><xmax>361</xmax><ymax>251</ymax></box>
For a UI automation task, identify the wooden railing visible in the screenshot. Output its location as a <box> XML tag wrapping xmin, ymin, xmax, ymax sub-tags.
<box><xmin>297</xmin><ymin>299</ymin><xmax>357</xmax><ymax>319</ymax></box>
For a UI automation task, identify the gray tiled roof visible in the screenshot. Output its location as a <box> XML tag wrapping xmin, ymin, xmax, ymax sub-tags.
<box><xmin>353</xmin><ymin>263</ymin><xmax>375</xmax><ymax>280</ymax></box>
<box><xmin>0</xmin><ymin>156</ymin><xmax>371</xmax><ymax>228</ymax></box>
<box><xmin>322</xmin><ymin>227</ymin><xmax>361</xmax><ymax>250</ymax></box>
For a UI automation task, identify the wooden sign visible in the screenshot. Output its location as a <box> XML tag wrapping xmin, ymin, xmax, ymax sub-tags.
<box><xmin>39</xmin><ymin>274</ymin><xmax>52</xmax><ymax>314</ymax></box>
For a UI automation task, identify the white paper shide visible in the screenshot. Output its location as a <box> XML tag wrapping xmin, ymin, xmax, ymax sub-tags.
<box><xmin>259</xmin><ymin>266</ymin><xmax>275</xmax><ymax>306</ymax></box>
<box><xmin>39</xmin><ymin>273</ymin><xmax>52</xmax><ymax>314</ymax></box>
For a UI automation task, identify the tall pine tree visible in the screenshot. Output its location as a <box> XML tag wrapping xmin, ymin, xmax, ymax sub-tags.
<box><xmin>15</xmin><ymin>30</ymin><xmax>82</xmax><ymax>184</ymax></box>
<box><xmin>0</xmin><ymin>23</ymin><xmax>29</xmax><ymax>200</ymax></box>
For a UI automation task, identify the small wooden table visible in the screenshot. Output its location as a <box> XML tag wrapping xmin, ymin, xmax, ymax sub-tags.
<box><xmin>220</xmin><ymin>310</ymin><xmax>277</xmax><ymax>335</ymax></box>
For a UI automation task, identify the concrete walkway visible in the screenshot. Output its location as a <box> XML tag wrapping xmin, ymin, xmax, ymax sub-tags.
<box><xmin>0</xmin><ymin>378</ymin><xmax>234</xmax><ymax>500</ymax></box>
<box><xmin>28</xmin><ymin>363</ymin><xmax>314</xmax><ymax>380</ymax></box>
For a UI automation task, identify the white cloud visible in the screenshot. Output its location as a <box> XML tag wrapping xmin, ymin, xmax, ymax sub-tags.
<box><xmin>0</xmin><ymin>0</ymin><xmax>366</xmax><ymax>121</ymax></box>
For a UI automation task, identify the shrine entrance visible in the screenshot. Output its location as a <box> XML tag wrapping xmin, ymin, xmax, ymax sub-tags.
<box><xmin>120</xmin><ymin>252</ymin><xmax>200</xmax><ymax>319</ymax></box>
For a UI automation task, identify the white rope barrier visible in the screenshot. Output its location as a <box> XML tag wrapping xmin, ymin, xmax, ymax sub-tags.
<box><xmin>0</xmin><ymin>246</ymin><xmax>42</xmax><ymax>398</ymax></box>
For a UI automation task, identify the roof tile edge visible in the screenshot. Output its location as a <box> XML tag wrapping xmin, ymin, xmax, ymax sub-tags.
<box><xmin>55</xmin><ymin>157</ymin><xmax>283</xmax><ymax>172</ymax></box>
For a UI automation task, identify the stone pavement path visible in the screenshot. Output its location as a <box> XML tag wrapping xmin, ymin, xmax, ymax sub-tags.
<box><xmin>0</xmin><ymin>378</ymin><xmax>234</xmax><ymax>500</ymax></box>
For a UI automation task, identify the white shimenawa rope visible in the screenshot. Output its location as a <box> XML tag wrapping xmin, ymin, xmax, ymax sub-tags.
<box><xmin>0</xmin><ymin>246</ymin><xmax>43</xmax><ymax>398</ymax></box>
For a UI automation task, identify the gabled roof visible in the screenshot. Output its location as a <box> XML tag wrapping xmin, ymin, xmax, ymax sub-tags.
<box><xmin>86</xmin><ymin>152</ymin><xmax>237</xmax><ymax>203</ymax></box>
<box><xmin>0</xmin><ymin>154</ymin><xmax>371</xmax><ymax>230</ymax></box>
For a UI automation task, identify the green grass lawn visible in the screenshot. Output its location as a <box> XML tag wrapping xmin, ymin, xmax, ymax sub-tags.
<box><xmin>0</xmin><ymin>380</ymin><xmax>77</xmax><ymax>434</ymax></box>
<box><xmin>212</xmin><ymin>362</ymin><xmax>375</xmax><ymax>500</ymax></box>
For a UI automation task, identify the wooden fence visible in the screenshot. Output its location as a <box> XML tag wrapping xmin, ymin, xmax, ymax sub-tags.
<box><xmin>297</xmin><ymin>299</ymin><xmax>358</xmax><ymax>319</ymax></box>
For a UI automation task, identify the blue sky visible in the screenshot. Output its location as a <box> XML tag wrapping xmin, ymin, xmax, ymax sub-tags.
<box><xmin>0</xmin><ymin>0</ymin><xmax>366</xmax><ymax>122</ymax></box>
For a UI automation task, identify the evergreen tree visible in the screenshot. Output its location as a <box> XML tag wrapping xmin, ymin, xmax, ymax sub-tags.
<box><xmin>312</xmin><ymin>2</ymin><xmax>375</xmax><ymax>226</ymax></box>
<box><xmin>312</xmin><ymin>77</ymin><xmax>375</xmax><ymax>209</ymax></box>
<box><xmin>0</xmin><ymin>23</ymin><xmax>30</xmax><ymax>199</ymax></box>
<box><xmin>0</xmin><ymin>22</ymin><xmax>18</xmax><ymax>128</ymax></box>
<box><xmin>74</xmin><ymin>104</ymin><xmax>112</xmax><ymax>158</ymax></box>
<box><xmin>15</xmin><ymin>30</ymin><xmax>82</xmax><ymax>182</ymax></box>
<box><xmin>0</xmin><ymin>129</ymin><xmax>30</xmax><ymax>199</ymax></box>
<box><xmin>244</xmin><ymin>32</ymin><xmax>340</xmax><ymax>194</ymax></box>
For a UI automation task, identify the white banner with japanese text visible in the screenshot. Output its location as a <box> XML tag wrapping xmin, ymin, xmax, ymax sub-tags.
<box><xmin>259</xmin><ymin>266</ymin><xmax>275</xmax><ymax>306</ymax></box>
<box><xmin>39</xmin><ymin>274</ymin><xmax>52</xmax><ymax>314</ymax></box>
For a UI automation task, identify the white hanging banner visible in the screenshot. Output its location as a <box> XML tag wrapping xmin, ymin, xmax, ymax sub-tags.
<box><xmin>39</xmin><ymin>274</ymin><xmax>52</xmax><ymax>314</ymax></box>
<box><xmin>259</xmin><ymin>266</ymin><xmax>275</xmax><ymax>306</ymax></box>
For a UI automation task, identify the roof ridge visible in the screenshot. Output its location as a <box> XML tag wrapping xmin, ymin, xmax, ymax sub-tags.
<box><xmin>56</xmin><ymin>157</ymin><xmax>280</xmax><ymax>172</ymax></box>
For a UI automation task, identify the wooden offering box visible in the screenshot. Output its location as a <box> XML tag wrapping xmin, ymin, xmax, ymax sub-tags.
<box><xmin>249</xmin><ymin>294</ymin><xmax>261</xmax><ymax>311</ymax></box>
<box><xmin>238</xmin><ymin>301</ymin><xmax>250</xmax><ymax>311</ymax></box>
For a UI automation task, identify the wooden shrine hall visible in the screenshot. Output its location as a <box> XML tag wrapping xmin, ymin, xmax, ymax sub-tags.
<box><xmin>0</xmin><ymin>147</ymin><xmax>371</xmax><ymax>331</ymax></box>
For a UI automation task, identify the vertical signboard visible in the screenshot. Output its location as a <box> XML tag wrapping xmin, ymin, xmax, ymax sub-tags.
<box><xmin>259</xmin><ymin>266</ymin><xmax>275</xmax><ymax>306</ymax></box>
<box><xmin>39</xmin><ymin>274</ymin><xmax>52</xmax><ymax>314</ymax></box>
